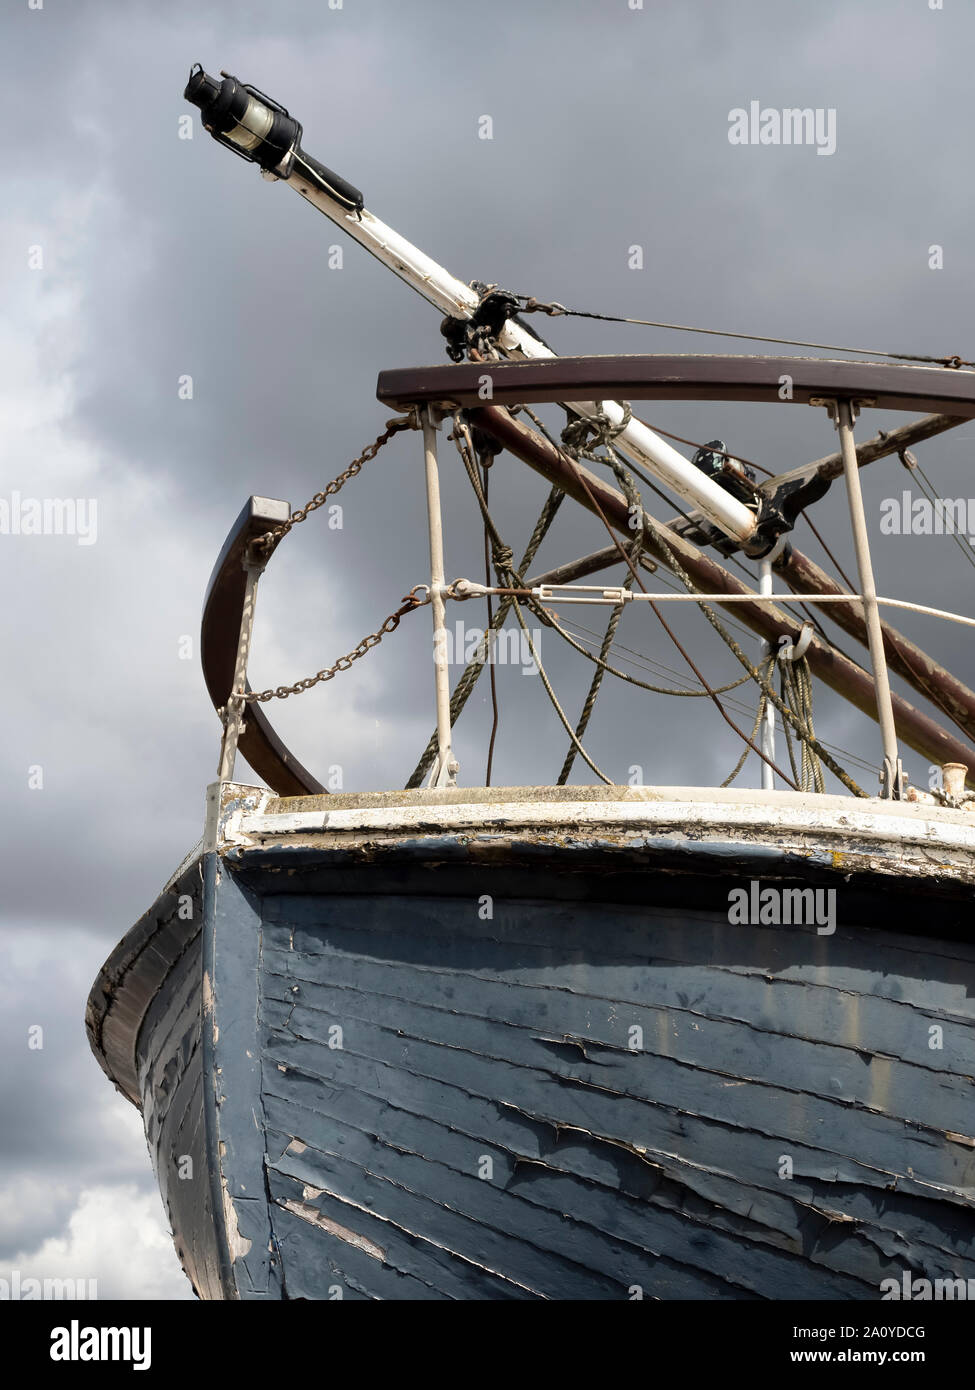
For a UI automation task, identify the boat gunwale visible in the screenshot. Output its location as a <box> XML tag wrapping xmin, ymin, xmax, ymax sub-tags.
<box><xmin>225</xmin><ymin>782</ymin><xmax>975</xmax><ymax>865</ymax></box>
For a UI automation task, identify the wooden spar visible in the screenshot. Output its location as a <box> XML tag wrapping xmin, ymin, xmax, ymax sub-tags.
<box><xmin>762</xmin><ymin>412</ymin><xmax>968</xmax><ymax>491</ymax></box>
<box><xmin>468</xmin><ymin>404</ymin><xmax>975</xmax><ymax>784</ymax></box>
<box><xmin>531</xmin><ymin>406</ymin><xmax>975</xmax><ymax>743</ymax></box>
<box><xmin>527</xmin><ymin>544</ymin><xmax>656</xmax><ymax>588</ymax></box>
<box><xmin>768</xmin><ymin>408</ymin><xmax>975</xmax><ymax>747</ymax></box>
<box><xmin>525</xmin><ymin>535</ymin><xmax>975</xmax><ymax>751</ymax></box>
<box><xmin>777</xmin><ymin>546</ymin><xmax>975</xmax><ymax>746</ymax></box>
<box><xmin>665</xmin><ymin>411</ymin><xmax>967</xmax><ymax>540</ymax></box>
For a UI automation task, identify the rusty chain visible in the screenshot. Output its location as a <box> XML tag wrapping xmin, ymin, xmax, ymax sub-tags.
<box><xmin>239</xmin><ymin>412</ymin><xmax>423</xmax><ymax>703</ymax></box>
<box><xmin>255</xmin><ymin>412</ymin><xmax>419</xmax><ymax>554</ymax></box>
<box><xmin>243</xmin><ymin>589</ymin><xmax>426</xmax><ymax>703</ymax></box>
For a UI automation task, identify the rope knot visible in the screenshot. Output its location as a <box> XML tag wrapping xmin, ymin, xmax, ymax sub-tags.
<box><xmin>491</xmin><ymin>541</ymin><xmax>514</xmax><ymax>573</ymax></box>
<box><xmin>561</xmin><ymin>404</ymin><xmax>632</xmax><ymax>457</ymax></box>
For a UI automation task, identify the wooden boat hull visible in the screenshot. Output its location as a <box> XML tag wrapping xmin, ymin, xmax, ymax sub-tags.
<box><xmin>87</xmin><ymin>786</ymin><xmax>975</xmax><ymax>1299</ymax></box>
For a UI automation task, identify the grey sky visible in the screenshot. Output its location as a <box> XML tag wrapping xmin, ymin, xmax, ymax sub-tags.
<box><xmin>1</xmin><ymin>0</ymin><xmax>972</xmax><ymax>1300</ymax></box>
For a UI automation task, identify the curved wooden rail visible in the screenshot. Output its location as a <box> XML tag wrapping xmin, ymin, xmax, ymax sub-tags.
<box><xmin>201</xmin><ymin>496</ymin><xmax>324</xmax><ymax>796</ymax></box>
<box><xmin>376</xmin><ymin>354</ymin><xmax>975</xmax><ymax>417</ymax></box>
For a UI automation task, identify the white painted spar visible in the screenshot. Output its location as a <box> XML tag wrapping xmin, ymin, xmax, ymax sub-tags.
<box><xmin>282</xmin><ymin>172</ymin><xmax>759</xmax><ymax>545</ymax></box>
<box><xmin>287</xmin><ymin>195</ymin><xmax>482</xmax><ymax>318</ymax></box>
<box><xmin>495</xmin><ymin>319</ymin><xmax>759</xmax><ymax>544</ymax></box>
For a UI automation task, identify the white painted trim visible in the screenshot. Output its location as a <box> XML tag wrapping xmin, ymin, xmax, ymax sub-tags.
<box><xmin>234</xmin><ymin>795</ymin><xmax>975</xmax><ymax>856</ymax></box>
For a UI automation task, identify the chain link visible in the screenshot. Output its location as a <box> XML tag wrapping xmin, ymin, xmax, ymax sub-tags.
<box><xmin>255</xmin><ymin>413</ymin><xmax>419</xmax><ymax>554</ymax></box>
<box><xmin>240</xmin><ymin>413</ymin><xmax>423</xmax><ymax>702</ymax></box>
<box><xmin>243</xmin><ymin>591</ymin><xmax>425</xmax><ymax>703</ymax></box>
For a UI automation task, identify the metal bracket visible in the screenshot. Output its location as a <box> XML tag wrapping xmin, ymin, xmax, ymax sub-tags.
<box><xmin>425</xmin><ymin>750</ymin><xmax>460</xmax><ymax>789</ymax></box>
<box><xmin>809</xmin><ymin>396</ymin><xmax>877</xmax><ymax>423</ymax></box>
<box><xmin>423</xmin><ymin>403</ymin><xmax>452</xmax><ymax>428</ymax></box>
<box><xmin>881</xmin><ymin>757</ymin><xmax>906</xmax><ymax>801</ymax></box>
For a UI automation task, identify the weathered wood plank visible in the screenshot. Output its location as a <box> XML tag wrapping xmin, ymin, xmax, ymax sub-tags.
<box><xmin>267</xmin><ymin>1165</ymin><xmax>532</xmax><ymax>1299</ymax></box>
<box><xmin>266</xmin><ymin>1129</ymin><xmax>755</xmax><ymax>1300</ymax></box>
<box><xmin>265</xmin><ymin>1037</ymin><xmax>975</xmax><ymax>1278</ymax></box>
<box><xmin>262</xmin><ymin>1045</ymin><xmax>968</xmax><ymax>1273</ymax></box>
<box><xmin>263</xmin><ymin>894</ymin><xmax>975</xmax><ymax>1019</ymax></box>
<box><xmin>263</xmin><ymin>942</ymin><xmax>975</xmax><ymax>1081</ymax></box>
<box><xmin>264</xmin><ymin>1116</ymin><xmax>856</xmax><ymax>1299</ymax></box>
<box><xmin>262</xmin><ymin>966</ymin><xmax>975</xmax><ymax>1132</ymax></box>
<box><xmin>263</xmin><ymin>1085</ymin><xmax>907</xmax><ymax>1289</ymax></box>
<box><xmin>263</xmin><ymin>1020</ymin><xmax>974</xmax><ymax>1206</ymax></box>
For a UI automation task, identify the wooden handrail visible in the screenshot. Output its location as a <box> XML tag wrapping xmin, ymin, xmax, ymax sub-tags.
<box><xmin>377</xmin><ymin>355</ymin><xmax>975</xmax><ymax>416</ymax></box>
<box><xmin>201</xmin><ymin>496</ymin><xmax>324</xmax><ymax>796</ymax></box>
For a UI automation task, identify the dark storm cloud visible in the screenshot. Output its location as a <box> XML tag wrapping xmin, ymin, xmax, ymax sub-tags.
<box><xmin>2</xmin><ymin>0</ymin><xmax>973</xmax><ymax>1294</ymax></box>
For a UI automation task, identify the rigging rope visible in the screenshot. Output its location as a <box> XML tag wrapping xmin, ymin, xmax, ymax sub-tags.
<box><xmin>721</xmin><ymin>655</ymin><xmax>775</xmax><ymax>788</ymax></box>
<box><xmin>515</xmin><ymin>296</ymin><xmax>974</xmax><ymax>371</ymax></box>
<box><xmin>402</xmin><ymin>323</ymin><xmax>869</xmax><ymax>793</ymax></box>
<box><xmin>641</xmin><ymin>511</ymin><xmax>864</xmax><ymax>795</ymax></box>
<box><xmin>480</xmin><ymin>456</ymin><xmax>501</xmax><ymax>785</ymax></box>
<box><xmin>897</xmin><ymin>447</ymin><xmax>975</xmax><ymax>577</ymax></box>
<box><xmin>451</xmin><ymin>414</ymin><xmax>613</xmax><ymax>784</ymax></box>
<box><xmin>780</xmin><ymin>656</ymin><xmax>826</xmax><ymax>794</ymax></box>
<box><xmin>510</xmin><ymin>594</ymin><xmax>613</xmax><ymax>784</ymax></box>
<box><xmin>551</xmin><ymin>409</ymin><xmax>798</xmax><ymax>785</ymax></box>
<box><xmin>405</xmin><ymin>482</ymin><xmax>566</xmax><ymax>788</ymax></box>
<box><xmin>719</xmin><ymin>649</ymin><xmax>825</xmax><ymax>795</ymax></box>
<box><xmin>558</xmin><ymin>568</ymin><xmax>635</xmax><ymax>785</ymax></box>
<box><xmin>522</xmin><ymin>406</ymin><xmax>865</xmax><ymax>795</ymax></box>
<box><xmin>524</xmin><ymin>601</ymin><xmax>758</xmax><ymax>697</ymax></box>
<box><xmin>559</xmin><ymin>615</ymin><xmax>877</xmax><ymax>778</ymax></box>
